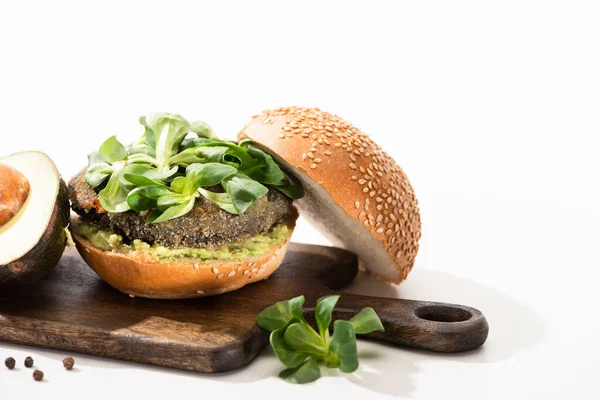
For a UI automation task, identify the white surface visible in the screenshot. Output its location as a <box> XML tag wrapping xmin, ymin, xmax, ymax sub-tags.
<box><xmin>1</xmin><ymin>1</ymin><xmax>599</xmax><ymax>398</ymax></box>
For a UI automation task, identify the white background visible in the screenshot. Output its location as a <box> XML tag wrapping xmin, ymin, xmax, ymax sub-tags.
<box><xmin>1</xmin><ymin>1</ymin><xmax>599</xmax><ymax>398</ymax></box>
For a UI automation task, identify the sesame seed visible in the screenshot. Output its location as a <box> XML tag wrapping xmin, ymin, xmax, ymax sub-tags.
<box><xmin>349</xmin><ymin>163</ymin><xmax>357</xmax><ymax>169</ymax></box>
<box><xmin>244</xmin><ymin>270</ymin><xmax>249</xmax><ymax>275</ymax></box>
<box><xmin>212</xmin><ymin>267</ymin><xmax>219</xmax><ymax>274</ymax></box>
<box><xmin>129</xmin><ymin>294</ymin><xmax>135</xmax><ymax>298</ymax></box>
<box><xmin>355</xmin><ymin>201</ymin><xmax>360</xmax><ymax>209</ymax></box>
<box><xmin>228</xmin><ymin>271</ymin><xmax>235</xmax><ymax>277</ymax></box>
<box><xmin>197</xmin><ymin>290</ymin><xmax>205</xmax><ymax>295</ymax></box>
<box><xmin>252</xmin><ymin>268</ymin><xmax>258</xmax><ymax>273</ymax></box>
<box><xmin>351</xmin><ymin>175</ymin><xmax>358</xmax><ymax>180</ymax></box>
<box><xmin>324</xmin><ymin>151</ymin><xmax>332</xmax><ymax>155</ymax></box>
<box><xmin>314</xmin><ymin>158</ymin><xmax>322</xmax><ymax>163</ymax></box>
<box><xmin>217</xmin><ymin>274</ymin><xmax>224</xmax><ymax>279</ymax></box>
<box><xmin>310</xmin><ymin>163</ymin><xmax>317</xmax><ymax>169</ymax></box>
<box><xmin>377</xmin><ymin>228</ymin><xmax>384</xmax><ymax>233</ymax></box>
<box><xmin>308</xmin><ymin>152</ymin><xmax>314</xmax><ymax>158</ymax></box>
<box><xmin>302</xmin><ymin>153</ymin><xmax>307</xmax><ymax>160</ymax></box>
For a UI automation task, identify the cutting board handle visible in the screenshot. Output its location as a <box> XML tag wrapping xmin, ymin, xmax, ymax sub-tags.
<box><xmin>307</xmin><ymin>293</ymin><xmax>489</xmax><ymax>353</ymax></box>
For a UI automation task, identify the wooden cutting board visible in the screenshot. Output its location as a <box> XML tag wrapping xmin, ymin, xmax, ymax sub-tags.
<box><xmin>0</xmin><ymin>244</ymin><xmax>488</xmax><ymax>373</ymax></box>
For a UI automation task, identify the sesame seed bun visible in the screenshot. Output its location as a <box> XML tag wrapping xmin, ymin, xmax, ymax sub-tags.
<box><xmin>238</xmin><ymin>107</ymin><xmax>421</xmax><ymax>283</ymax></box>
<box><xmin>69</xmin><ymin>209</ymin><xmax>298</xmax><ymax>299</ymax></box>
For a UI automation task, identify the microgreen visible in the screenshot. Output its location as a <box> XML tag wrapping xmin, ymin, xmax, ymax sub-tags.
<box><xmin>256</xmin><ymin>295</ymin><xmax>384</xmax><ymax>384</ymax></box>
<box><xmin>85</xmin><ymin>112</ymin><xmax>303</xmax><ymax>222</ymax></box>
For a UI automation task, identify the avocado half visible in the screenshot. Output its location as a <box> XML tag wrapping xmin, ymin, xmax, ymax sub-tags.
<box><xmin>0</xmin><ymin>151</ymin><xmax>70</xmax><ymax>284</ymax></box>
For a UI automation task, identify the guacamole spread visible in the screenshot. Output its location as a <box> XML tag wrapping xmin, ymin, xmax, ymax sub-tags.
<box><xmin>78</xmin><ymin>222</ymin><xmax>289</xmax><ymax>261</ymax></box>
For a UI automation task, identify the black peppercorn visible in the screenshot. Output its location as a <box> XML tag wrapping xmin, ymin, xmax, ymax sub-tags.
<box><xmin>24</xmin><ymin>356</ymin><xmax>34</xmax><ymax>368</ymax></box>
<box><xmin>33</xmin><ymin>370</ymin><xmax>44</xmax><ymax>381</ymax></box>
<box><xmin>63</xmin><ymin>357</ymin><xmax>75</xmax><ymax>370</ymax></box>
<box><xmin>4</xmin><ymin>357</ymin><xmax>16</xmax><ymax>369</ymax></box>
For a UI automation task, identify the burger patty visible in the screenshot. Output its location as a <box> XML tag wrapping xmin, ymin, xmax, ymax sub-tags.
<box><xmin>68</xmin><ymin>171</ymin><xmax>292</xmax><ymax>249</ymax></box>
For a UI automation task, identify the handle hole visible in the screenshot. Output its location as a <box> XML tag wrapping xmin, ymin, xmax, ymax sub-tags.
<box><xmin>414</xmin><ymin>305</ymin><xmax>472</xmax><ymax>323</ymax></box>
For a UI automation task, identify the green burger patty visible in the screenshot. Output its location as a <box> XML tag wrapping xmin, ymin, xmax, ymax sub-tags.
<box><xmin>69</xmin><ymin>170</ymin><xmax>293</xmax><ymax>249</ymax></box>
<box><xmin>76</xmin><ymin>221</ymin><xmax>290</xmax><ymax>261</ymax></box>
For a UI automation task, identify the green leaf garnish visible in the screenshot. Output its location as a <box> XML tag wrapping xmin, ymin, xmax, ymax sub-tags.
<box><xmin>279</xmin><ymin>359</ymin><xmax>321</xmax><ymax>384</ymax></box>
<box><xmin>197</xmin><ymin>188</ymin><xmax>239</xmax><ymax>214</ymax></box>
<box><xmin>329</xmin><ymin>320</ymin><xmax>359</xmax><ymax>373</ymax></box>
<box><xmin>84</xmin><ymin>112</ymin><xmax>303</xmax><ymax>223</ymax></box>
<box><xmin>147</xmin><ymin>197</ymin><xmax>195</xmax><ymax>223</ymax></box>
<box><xmin>283</xmin><ymin>323</ymin><xmax>327</xmax><ymax>355</ymax></box>
<box><xmin>270</xmin><ymin>318</ymin><xmax>308</xmax><ymax>368</ymax></box>
<box><xmin>184</xmin><ymin>163</ymin><xmax>237</xmax><ymax>191</ymax></box>
<box><xmin>99</xmin><ymin>136</ymin><xmax>128</xmax><ymax>163</ymax></box>
<box><xmin>315</xmin><ymin>295</ymin><xmax>340</xmax><ymax>340</ymax></box>
<box><xmin>256</xmin><ymin>295</ymin><xmax>306</xmax><ymax>331</ymax></box>
<box><xmin>222</xmin><ymin>173</ymin><xmax>269</xmax><ymax>214</ymax></box>
<box><xmin>350</xmin><ymin>307</ymin><xmax>385</xmax><ymax>334</ymax></box>
<box><xmin>256</xmin><ymin>295</ymin><xmax>384</xmax><ymax>384</ymax></box>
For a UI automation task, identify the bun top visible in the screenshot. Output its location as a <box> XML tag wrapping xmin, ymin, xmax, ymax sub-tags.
<box><xmin>239</xmin><ymin>106</ymin><xmax>421</xmax><ymax>283</ymax></box>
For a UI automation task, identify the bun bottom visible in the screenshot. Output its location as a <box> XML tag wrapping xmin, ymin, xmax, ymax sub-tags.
<box><xmin>71</xmin><ymin>210</ymin><xmax>297</xmax><ymax>299</ymax></box>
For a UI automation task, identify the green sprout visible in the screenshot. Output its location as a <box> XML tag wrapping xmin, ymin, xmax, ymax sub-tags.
<box><xmin>256</xmin><ymin>295</ymin><xmax>384</xmax><ymax>384</ymax></box>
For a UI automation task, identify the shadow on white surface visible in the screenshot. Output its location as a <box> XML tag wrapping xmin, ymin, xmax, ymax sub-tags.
<box><xmin>212</xmin><ymin>341</ymin><xmax>420</xmax><ymax>398</ymax></box>
<box><xmin>348</xmin><ymin>345</ymin><xmax>419</xmax><ymax>398</ymax></box>
<box><xmin>344</xmin><ymin>269</ymin><xmax>545</xmax><ymax>363</ymax></box>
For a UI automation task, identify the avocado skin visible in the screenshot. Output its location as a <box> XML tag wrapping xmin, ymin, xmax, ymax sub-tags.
<box><xmin>0</xmin><ymin>179</ymin><xmax>70</xmax><ymax>284</ymax></box>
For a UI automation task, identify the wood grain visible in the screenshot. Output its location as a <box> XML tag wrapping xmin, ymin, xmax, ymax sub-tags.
<box><xmin>0</xmin><ymin>244</ymin><xmax>488</xmax><ymax>372</ymax></box>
